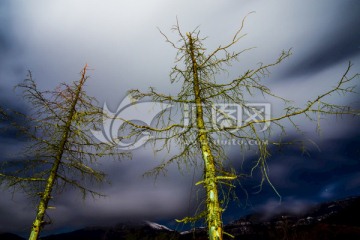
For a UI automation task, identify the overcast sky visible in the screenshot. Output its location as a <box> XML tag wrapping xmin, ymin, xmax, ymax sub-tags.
<box><xmin>0</xmin><ymin>0</ymin><xmax>360</xmax><ymax>236</ymax></box>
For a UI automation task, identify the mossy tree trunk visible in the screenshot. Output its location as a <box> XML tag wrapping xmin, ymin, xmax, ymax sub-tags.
<box><xmin>28</xmin><ymin>71</ymin><xmax>87</xmax><ymax>240</ymax></box>
<box><xmin>123</xmin><ymin>19</ymin><xmax>358</xmax><ymax>240</ymax></box>
<box><xmin>188</xmin><ymin>33</ymin><xmax>223</xmax><ymax>240</ymax></box>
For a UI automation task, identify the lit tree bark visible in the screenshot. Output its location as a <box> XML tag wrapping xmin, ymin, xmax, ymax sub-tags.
<box><xmin>113</xmin><ymin>17</ymin><xmax>359</xmax><ymax>240</ymax></box>
<box><xmin>188</xmin><ymin>33</ymin><xmax>222</xmax><ymax>239</ymax></box>
<box><xmin>28</xmin><ymin>67</ymin><xmax>87</xmax><ymax>240</ymax></box>
<box><xmin>0</xmin><ymin>65</ymin><xmax>128</xmax><ymax>240</ymax></box>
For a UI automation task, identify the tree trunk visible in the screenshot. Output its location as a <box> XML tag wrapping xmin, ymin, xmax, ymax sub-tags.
<box><xmin>29</xmin><ymin>66</ymin><xmax>88</xmax><ymax>240</ymax></box>
<box><xmin>187</xmin><ymin>33</ymin><xmax>223</xmax><ymax>240</ymax></box>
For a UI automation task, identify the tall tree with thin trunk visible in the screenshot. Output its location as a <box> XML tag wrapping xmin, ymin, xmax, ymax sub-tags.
<box><xmin>0</xmin><ymin>65</ymin><xmax>128</xmax><ymax>240</ymax></box>
<box><xmin>120</xmin><ymin>19</ymin><xmax>359</xmax><ymax>240</ymax></box>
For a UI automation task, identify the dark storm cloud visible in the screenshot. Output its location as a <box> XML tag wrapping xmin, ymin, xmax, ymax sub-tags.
<box><xmin>0</xmin><ymin>152</ymin><xmax>201</xmax><ymax>234</ymax></box>
<box><xmin>282</xmin><ymin>1</ymin><xmax>360</xmax><ymax>78</ymax></box>
<box><xmin>223</xmin><ymin>129</ymin><xmax>360</xmax><ymax>221</ymax></box>
<box><xmin>0</xmin><ymin>0</ymin><xmax>27</xmax><ymax>104</ymax></box>
<box><xmin>0</xmin><ymin>193</ymin><xmax>34</xmax><ymax>234</ymax></box>
<box><xmin>0</xmin><ymin>1</ymin><xmax>23</xmax><ymax>70</ymax></box>
<box><xmin>0</xmin><ymin>0</ymin><xmax>359</xmax><ymax>235</ymax></box>
<box><xmin>256</xmin><ymin>197</ymin><xmax>314</xmax><ymax>220</ymax></box>
<box><xmin>51</xmin><ymin>155</ymin><xmax>200</xmax><ymax>225</ymax></box>
<box><xmin>0</xmin><ymin>2</ymin><xmax>12</xmax><ymax>56</ymax></box>
<box><xmin>222</xmin><ymin>111</ymin><xmax>360</xmax><ymax>215</ymax></box>
<box><xmin>0</xmin><ymin>100</ymin><xmax>30</xmax><ymax>141</ymax></box>
<box><xmin>269</xmin><ymin>136</ymin><xmax>360</xmax><ymax>195</ymax></box>
<box><xmin>0</xmin><ymin>28</ymin><xmax>11</xmax><ymax>57</ymax></box>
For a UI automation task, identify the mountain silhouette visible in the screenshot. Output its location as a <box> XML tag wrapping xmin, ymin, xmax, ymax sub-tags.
<box><xmin>3</xmin><ymin>196</ymin><xmax>360</xmax><ymax>240</ymax></box>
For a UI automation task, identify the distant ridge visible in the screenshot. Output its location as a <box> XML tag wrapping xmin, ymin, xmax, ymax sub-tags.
<box><xmin>0</xmin><ymin>232</ymin><xmax>25</xmax><ymax>240</ymax></box>
<box><xmin>3</xmin><ymin>196</ymin><xmax>360</xmax><ymax>240</ymax></box>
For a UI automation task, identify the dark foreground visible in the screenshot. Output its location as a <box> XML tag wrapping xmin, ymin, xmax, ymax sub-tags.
<box><xmin>2</xmin><ymin>196</ymin><xmax>360</xmax><ymax>240</ymax></box>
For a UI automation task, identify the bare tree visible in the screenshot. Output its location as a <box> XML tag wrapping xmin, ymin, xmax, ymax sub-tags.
<box><xmin>0</xmin><ymin>65</ymin><xmax>129</xmax><ymax>240</ymax></box>
<box><xmin>119</xmin><ymin>19</ymin><xmax>359</xmax><ymax>240</ymax></box>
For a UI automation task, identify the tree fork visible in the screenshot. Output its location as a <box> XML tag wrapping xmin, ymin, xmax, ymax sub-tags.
<box><xmin>29</xmin><ymin>65</ymin><xmax>88</xmax><ymax>240</ymax></box>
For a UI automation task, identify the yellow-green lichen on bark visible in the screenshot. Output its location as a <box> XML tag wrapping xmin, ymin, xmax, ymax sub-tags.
<box><xmin>187</xmin><ymin>33</ymin><xmax>223</xmax><ymax>240</ymax></box>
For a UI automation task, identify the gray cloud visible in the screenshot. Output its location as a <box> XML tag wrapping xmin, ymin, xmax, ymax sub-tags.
<box><xmin>0</xmin><ymin>0</ymin><xmax>359</xmax><ymax>235</ymax></box>
<box><xmin>281</xmin><ymin>0</ymin><xmax>360</xmax><ymax>78</ymax></box>
<box><xmin>0</xmin><ymin>2</ymin><xmax>13</xmax><ymax>57</ymax></box>
<box><xmin>256</xmin><ymin>197</ymin><xmax>314</xmax><ymax>220</ymax></box>
<box><xmin>0</xmin><ymin>151</ymin><xmax>203</xmax><ymax>234</ymax></box>
<box><xmin>0</xmin><ymin>193</ymin><xmax>34</xmax><ymax>234</ymax></box>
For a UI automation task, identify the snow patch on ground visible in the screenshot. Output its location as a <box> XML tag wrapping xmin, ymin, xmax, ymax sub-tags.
<box><xmin>145</xmin><ymin>221</ymin><xmax>173</xmax><ymax>231</ymax></box>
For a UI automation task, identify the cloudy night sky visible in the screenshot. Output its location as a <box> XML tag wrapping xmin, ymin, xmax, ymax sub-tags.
<box><xmin>0</xmin><ymin>0</ymin><xmax>360</xmax><ymax>237</ymax></box>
